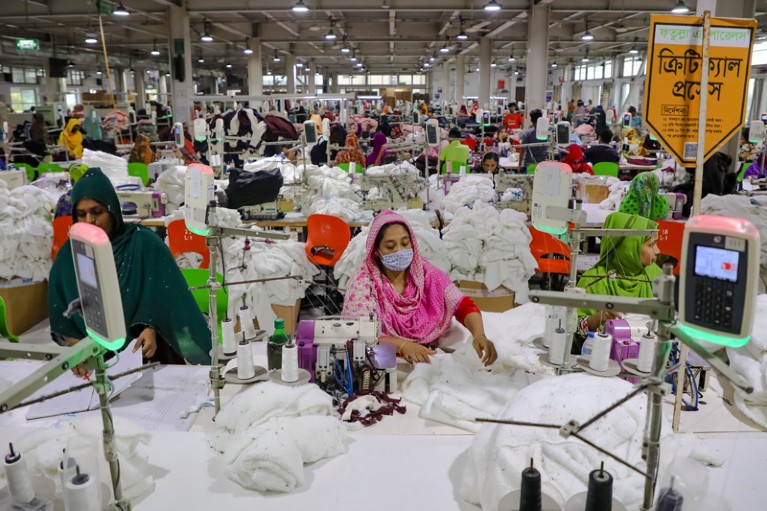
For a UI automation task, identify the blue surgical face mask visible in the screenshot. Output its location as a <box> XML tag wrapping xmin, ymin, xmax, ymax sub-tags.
<box><xmin>379</xmin><ymin>248</ymin><xmax>414</xmax><ymax>272</ymax></box>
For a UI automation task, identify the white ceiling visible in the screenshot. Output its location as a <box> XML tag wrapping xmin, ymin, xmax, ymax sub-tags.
<box><xmin>0</xmin><ymin>0</ymin><xmax>761</xmax><ymax>76</ymax></box>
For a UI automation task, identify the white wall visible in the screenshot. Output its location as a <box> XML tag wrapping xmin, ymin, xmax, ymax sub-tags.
<box><xmin>430</xmin><ymin>67</ymin><xmax>515</xmax><ymax>107</ymax></box>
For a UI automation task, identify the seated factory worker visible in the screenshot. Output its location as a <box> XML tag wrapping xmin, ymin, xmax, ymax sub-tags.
<box><xmin>619</xmin><ymin>172</ymin><xmax>669</xmax><ymax>221</ymax></box>
<box><xmin>342</xmin><ymin>211</ymin><xmax>497</xmax><ymax>366</ymax></box>
<box><xmin>575</xmin><ymin>212</ymin><xmax>661</xmax><ymax>346</ymax></box>
<box><xmin>48</xmin><ymin>168</ymin><xmax>212</xmax><ymax>377</ymax></box>
<box><xmin>584</xmin><ymin>129</ymin><xmax>620</xmax><ymax>165</ymax></box>
<box><xmin>59</xmin><ymin>118</ymin><xmax>84</xmax><ymax>159</ymax></box>
<box><xmin>562</xmin><ymin>143</ymin><xmax>594</xmax><ymax>175</ymax></box>
<box><xmin>481</xmin><ymin>152</ymin><xmax>500</xmax><ymax>174</ymax></box>
<box><xmin>439</xmin><ymin>128</ymin><xmax>471</xmax><ymax>172</ymax></box>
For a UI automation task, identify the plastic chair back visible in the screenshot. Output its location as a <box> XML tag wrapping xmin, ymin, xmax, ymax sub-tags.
<box><xmin>529</xmin><ymin>226</ymin><xmax>571</xmax><ymax>275</ymax></box>
<box><xmin>593</xmin><ymin>161</ymin><xmax>620</xmax><ymax>178</ymax></box>
<box><xmin>0</xmin><ymin>296</ymin><xmax>20</xmax><ymax>343</ymax></box>
<box><xmin>305</xmin><ymin>214</ymin><xmax>351</xmax><ymax>267</ymax></box>
<box><xmin>167</xmin><ymin>219</ymin><xmax>210</xmax><ymax>269</ymax></box>
<box><xmin>52</xmin><ymin>216</ymin><xmax>73</xmax><ymax>260</ymax></box>
<box><xmin>37</xmin><ymin>162</ymin><xmax>65</xmax><ymax>174</ymax></box>
<box><xmin>127</xmin><ymin>162</ymin><xmax>150</xmax><ymax>186</ymax></box>
<box><xmin>181</xmin><ymin>269</ymin><xmax>228</xmax><ymax>339</ymax></box>
<box><xmin>656</xmin><ymin>220</ymin><xmax>685</xmax><ymax>275</ymax></box>
<box><xmin>336</xmin><ymin>162</ymin><xmax>350</xmax><ymax>172</ymax></box>
<box><xmin>737</xmin><ymin>162</ymin><xmax>750</xmax><ymax>183</ymax></box>
<box><xmin>526</xmin><ymin>163</ymin><xmax>537</xmax><ymax>175</ymax></box>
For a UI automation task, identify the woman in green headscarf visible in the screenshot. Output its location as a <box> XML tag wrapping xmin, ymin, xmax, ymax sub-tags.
<box><xmin>575</xmin><ymin>212</ymin><xmax>661</xmax><ymax>343</ymax></box>
<box><xmin>48</xmin><ymin>168</ymin><xmax>211</xmax><ymax>373</ymax></box>
<box><xmin>619</xmin><ymin>171</ymin><xmax>669</xmax><ymax>221</ymax></box>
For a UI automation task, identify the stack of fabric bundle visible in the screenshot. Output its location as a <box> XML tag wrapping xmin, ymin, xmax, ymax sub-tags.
<box><xmin>298</xmin><ymin>165</ymin><xmax>363</xmax><ymax>222</ymax></box>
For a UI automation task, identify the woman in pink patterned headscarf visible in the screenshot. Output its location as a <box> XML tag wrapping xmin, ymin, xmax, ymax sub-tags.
<box><xmin>342</xmin><ymin>211</ymin><xmax>497</xmax><ymax>365</ymax></box>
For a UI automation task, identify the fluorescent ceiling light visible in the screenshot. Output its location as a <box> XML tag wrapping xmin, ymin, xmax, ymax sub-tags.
<box><xmin>113</xmin><ymin>2</ymin><xmax>129</xmax><ymax>16</ymax></box>
<box><xmin>671</xmin><ymin>0</ymin><xmax>690</xmax><ymax>14</ymax></box>
<box><xmin>440</xmin><ymin>45</ymin><xmax>449</xmax><ymax>53</ymax></box>
<box><xmin>581</xmin><ymin>30</ymin><xmax>594</xmax><ymax>41</ymax></box>
<box><xmin>226</xmin><ymin>62</ymin><xmax>232</xmax><ymax>68</ymax></box>
<box><xmin>85</xmin><ymin>33</ymin><xmax>98</xmax><ymax>44</ymax></box>
<box><xmin>243</xmin><ymin>48</ymin><xmax>253</xmax><ymax>55</ymax></box>
<box><xmin>457</xmin><ymin>30</ymin><xmax>468</xmax><ymax>40</ymax></box>
<box><xmin>201</xmin><ymin>21</ymin><xmax>213</xmax><ymax>42</ymax></box>
<box><xmin>484</xmin><ymin>0</ymin><xmax>501</xmax><ymax>12</ymax></box>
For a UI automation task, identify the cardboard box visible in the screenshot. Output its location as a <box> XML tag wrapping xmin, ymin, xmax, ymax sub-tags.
<box><xmin>458</xmin><ymin>280</ymin><xmax>516</xmax><ymax>313</ymax></box>
<box><xmin>235</xmin><ymin>299</ymin><xmax>302</xmax><ymax>337</ymax></box>
<box><xmin>0</xmin><ymin>279</ymin><xmax>49</xmax><ymax>336</ymax></box>
<box><xmin>580</xmin><ymin>183</ymin><xmax>610</xmax><ymax>204</ymax></box>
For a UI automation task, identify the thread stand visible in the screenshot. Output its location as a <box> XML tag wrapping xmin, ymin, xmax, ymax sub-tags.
<box><xmin>575</xmin><ymin>356</ymin><xmax>621</xmax><ymax>377</ymax></box>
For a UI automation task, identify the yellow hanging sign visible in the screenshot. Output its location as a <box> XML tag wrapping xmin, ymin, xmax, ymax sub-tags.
<box><xmin>643</xmin><ymin>15</ymin><xmax>756</xmax><ymax>166</ymax></box>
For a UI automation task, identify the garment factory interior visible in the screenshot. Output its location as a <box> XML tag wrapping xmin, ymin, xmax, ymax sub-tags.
<box><xmin>1</xmin><ymin>0</ymin><xmax>767</xmax><ymax>509</ymax></box>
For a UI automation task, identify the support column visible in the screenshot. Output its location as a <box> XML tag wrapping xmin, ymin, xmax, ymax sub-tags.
<box><xmin>442</xmin><ymin>61</ymin><xmax>450</xmax><ymax>108</ymax></box>
<box><xmin>308</xmin><ymin>60</ymin><xmax>317</xmax><ymax>96</ymax></box>
<box><xmin>134</xmin><ymin>69</ymin><xmax>146</xmax><ymax>111</ymax></box>
<box><xmin>247</xmin><ymin>37</ymin><xmax>263</xmax><ymax>96</ymax></box>
<box><xmin>525</xmin><ymin>2</ymin><xmax>549</xmax><ymax>112</ymax></box>
<box><xmin>508</xmin><ymin>68</ymin><xmax>517</xmax><ymax>105</ymax></box>
<box><xmin>560</xmin><ymin>64</ymin><xmax>573</xmax><ymax>107</ymax></box>
<box><xmin>479</xmin><ymin>37</ymin><xmax>491</xmax><ymax>111</ymax></box>
<box><xmin>455</xmin><ymin>54</ymin><xmax>465</xmax><ymax>105</ymax></box>
<box><xmin>330</xmin><ymin>73</ymin><xmax>339</xmax><ymax>94</ymax></box>
<box><xmin>285</xmin><ymin>54</ymin><xmax>296</xmax><ymax>94</ymax></box>
<box><xmin>158</xmin><ymin>73</ymin><xmax>168</xmax><ymax>105</ymax></box>
<box><xmin>167</xmin><ymin>4</ymin><xmax>194</xmax><ymax>124</ymax></box>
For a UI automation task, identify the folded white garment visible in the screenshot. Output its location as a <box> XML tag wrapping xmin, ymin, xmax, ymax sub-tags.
<box><xmin>459</xmin><ymin>373</ymin><xmax>725</xmax><ymax>511</ymax></box>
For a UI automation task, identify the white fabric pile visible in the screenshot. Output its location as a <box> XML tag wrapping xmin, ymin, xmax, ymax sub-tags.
<box><xmin>82</xmin><ymin>149</ymin><xmax>128</xmax><ymax>181</ymax></box>
<box><xmin>364</xmin><ymin>161</ymin><xmax>420</xmax><ymax>177</ymax></box>
<box><xmin>155</xmin><ymin>165</ymin><xmax>228</xmax><ymax>213</ymax></box>
<box><xmin>596</xmin><ymin>177</ymin><xmax>627</xmax><ymax>211</ymax></box>
<box><xmin>0</xmin><ymin>183</ymin><xmax>57</xmax><ymax>280</ymax></box>
<box><xmin>298</xmin><ymin>165</ymin><xmax>364</xmax><ymax>222</ymax></box>
<box><xmin>244</xmin><ymin>156</ymin><xmax>304</xmax><ymax>185</ymax></box>
<box><xmin>441</xmin><ymin>175</ymin><xmax>496</xmax><ymax>214</ymax></box>
<box><xmin>0</xmin><ymin>417</ymin><xmax>154</xmax><ymax>502</ymax></box>
<box><xmin>700</xmin><ymin>194</ymin><xmax>767</xmax><ymax>293</ymax></box>
<box><xmin>460</xmin><ymin>373</ymin><xmax>725</xmax><ymax>511</ymax></box>
<box><xmin>333</xmin><ymin>208</ymin><xmax>450</xmax><ymax>290</ymax></box>
<box><xmin>442</xmin><ymin>202</ymin><xmax>537</xmax><ymax>301</ymax></box>
<box><xmin>209</xmin><ymin>382</ymin><xmax>347</xmax><ymax>493</ymax></box>
<box><xmin>726</xmin><ymin>294</ymin><xmax>767</xmax><ymax>429</ymax></box>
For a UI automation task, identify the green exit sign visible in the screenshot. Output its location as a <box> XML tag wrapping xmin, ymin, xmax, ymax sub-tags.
<box><xmin>16</xmin><ymin>39</ymin><xmax>39</xmax><ymax>51</ymax></box>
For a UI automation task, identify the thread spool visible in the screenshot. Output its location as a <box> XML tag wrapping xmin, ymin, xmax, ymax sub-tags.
<box><xmin>63</xmin><ymin>465</ymin><xmax>100</xmax><ymax>511</ymax></box>
<box><xmin>221</xmin><ymin>318</ymin><xmax>236</xmax><ymax>356</ymax></box>
<box><xmin>543</xmin><ymin>306</ymin><xmax>554</xmax><ymax>348</ymax></box>
<box><xmin>638</xmin><ymin>332</ymin><xmax>656</xmax><ymax>373</ymax></box>
<box><xmin>589</xmin><ymin>332</ymin><xmax>612</xmax><ymax>372</ymax></box>
<box><xmin>236</xmin><ymin>339</ymin><xmax>256</xmax><ymax>380</ymax></box>
<box><xmin>518</xmin><ymin>458</ymin><xmax>542</xmax><ymax>511</ymax></box>
<box><xmin>238</xmin><ymin>305</ymin><xmax>257</xmax><ymax>340</ymax></box>
<box><xmin>548</xmin><ymin>319</ymin><xmax>567</xmax><ymax>366</ymax></box>
<box><xmin>585</xmin><ymin>463</ymin><xmax>613</xmax><ymax>511</ymax></box>
<box><xmin>281</xmin><ymin>342</ymin><xmax>299</xmax><ymax>383</ymax></box>
<box><xmin>3</xmin><ymin>443</ymin><xmax>35</xmax><ymax>505</ymax></box>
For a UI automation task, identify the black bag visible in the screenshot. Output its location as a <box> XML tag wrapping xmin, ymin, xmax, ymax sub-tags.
<box><xmin>225</xmin><ymin>168</ymin><xmax>284</xmax><ymax>209</ymax></box>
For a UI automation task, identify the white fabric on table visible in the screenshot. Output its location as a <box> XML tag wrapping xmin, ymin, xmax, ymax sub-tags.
<box><xmin>82</xmin><ymin>149</ymin><xmax>128</xmax><ymax>181</ymax></box>
<box><xmin>296</xmin><ymin>165</ymin><xmax>363</xmax><ymax>222</ymax></box>
<box><xmin>441</xmin><ymin>175</ymin><xmax>496</xmax><ymax>214</ymax></box>
<box><xmin>0</xmin><ymin>183</ymin><xmax>57</xmax><ymax>280</ymax></box>
<box><xmin>222</xmin><ymin>416</ymin><xmax>347</xmax><ymax>493</ymax></box>
<box><xmin>459</xmin><ymin>373</ymin><xmax>725</xmax><ymax>511</ymax></box>
<box><xmin>0</xmin><ymin>417</ymin><xmax>154</xmax><ymax>502</ymax></box>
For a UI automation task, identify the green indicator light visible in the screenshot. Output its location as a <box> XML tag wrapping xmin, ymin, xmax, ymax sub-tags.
<box><xmin>86</xmin><ymin>328</ymin><xmax>126</xmax><ymax>351</ymax></box>
<box><xmin>533</xmin><ymin>224</ymin><xmax>568</xmax><ymax>236</ymax></box>
<box><xmin>187</xmin><ymin>225</ymin><xmax>210</xmax><ymax>237</ymax></box>
<box><xmin>678</xmin><ymin>322</ymin><xmax>749</xmax><ymax>349</ymax></box>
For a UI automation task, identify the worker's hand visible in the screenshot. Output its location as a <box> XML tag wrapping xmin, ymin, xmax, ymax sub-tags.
<box><xmin>400</xmin><ymin>342</ymin><xmax>436</xmax><ymax>364</ymax></box>
<box><xmin>587</xmin><ymin>311</ymin><xmax>623</xmax><ymax>332</ymax></box>
<box><xmin>64</xmin><ymin>337</ymin><xmax>91</xmax><ymax>380</ymax></box>
<box><xmin>472</xmin><ymin>335</ymin><xmax>498</xmax><ymax>367</ymax></box>
<box><xmin>134</xmin><ymin>327</ymin><xmax>157</xmax><ymax>359</ymax></box>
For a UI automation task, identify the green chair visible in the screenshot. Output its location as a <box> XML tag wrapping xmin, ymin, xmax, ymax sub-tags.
<box><xmin>737</xmin><ymin>161</ymin><xmax>750</xmax><ymax>183</ymax></box>
<box><xmin>526</xmin><ymin>163</ymin><xmax>537</xmax><ymax>175</ymax></box>
<box><xmin>336</xmin><ymin>162</ymin><xmax>350</xmax><ymax>172</ymax></box>
<box><xmin>441</xmin><ymin>160</ymin><xmax>470</xmax><ymax>174</ymax></box>
<box><xmin>9</xmin><ymin>162</ymin><xmax>35</xmax><ymax>183</ymax></box>
<box><xmin>593</xmin><ymin>161</ymin><xmax>620</xmax><ymax>178</ymax></box>
<box><xmin>37</xmin><ymin>162</ymin><xmax>65</xmax><ymax>174</ymax></box>
<box><xmin>182</xmin><ymin>268</ymin><xmax>228</xmax><ymax>341</ymax></box>
<box><xmin>127</xmin><ymin>162</ymin><xmax>150</xmax><ymax>186</ymax></box>
<box><xmin>0</xmin><ymin>296</ymin><xmax>19</xmax><ymax>343</ymax></box>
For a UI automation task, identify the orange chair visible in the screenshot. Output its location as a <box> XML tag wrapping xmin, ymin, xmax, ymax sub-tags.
<box><xmin>52</xmin><ymin>216</ymin><xmax>73</xmax><ymax>260</ymax></box>
<box><xmin>656</xmin><ymin>220</ymin><xmax>685</xmax><ymax>276</ymax></box>
<box><xmin>305</xmin><ymin>214</ymin><xmax>351</xmax><ymax>267</ymax></box>
<box><xmin>167</xmin><ymin>219</ymin><xmax>210</xmax><ymax>269</ymax></box>
<box><xmin>529</xmin><ymin>226</ymin><xmax>571</xmax><ymax>289</ymax></box>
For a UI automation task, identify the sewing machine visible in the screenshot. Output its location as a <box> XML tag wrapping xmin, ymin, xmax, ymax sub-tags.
<box><xmin>295</xmin><ymin>317</ymin><xmax>397</xmax><ymax>394</ymax></box>
<box><xmin>116</xmin><ymin>188</ymin><xmax>168</xmax><ymax>218</ymax></box>
<box><xmin>360</xmin><ymin>174</ymin><xmax>426</xmax><ymax>212</ymax></box>
<box><xmin>238</xmin><ymin>197</ymin><xmax>295</xmax><ymax>221</ymax></box>
<box><xmin>493</xmin><ymin>173</ymin><xmax>533</xmax><ymax>215</ymax></box>
<box><xmin>663</xmin><ymin>192</ymin><xmax>687</xmax><ymax>220</ymax></box>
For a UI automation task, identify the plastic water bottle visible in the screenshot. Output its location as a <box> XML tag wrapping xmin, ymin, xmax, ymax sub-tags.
<box><xmin>267</xmin><ymin>318</ymin><xmax>290</xmax><ymax>371</ymax></box>
<box><xmin>581</xmin><ymin>332</ymin><xmax>595</xmax><ymax>356</ymax></box>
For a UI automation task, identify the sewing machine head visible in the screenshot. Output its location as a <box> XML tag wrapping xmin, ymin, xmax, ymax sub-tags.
<box><xmin>494</xmin><ymin>173</ymin><xmax>533</xmax><ymax>215</ymax></box>
<box><xmin>361</xmin><ymin>174</ymin><xmax>426</xmax><ymax>212</ymax></box>
<box><xmin>116</xmin><ymin>189</ymin><xmax>168</xmax><ymax>218</ymax></box>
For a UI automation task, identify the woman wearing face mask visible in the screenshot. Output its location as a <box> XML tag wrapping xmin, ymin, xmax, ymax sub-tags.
<box><xmin>562</xmin><ymin>143</ymin><xmax>594</xmax><ymax>175</ymax></box>
<box><xmin>343</xmin><ymin>211</ymin><xmax>497</xmax><ymax>366</ymax></box>
<box><xmin>481</xmin><ymin>152</ymin><xmax>500</xmax><ymax>174</ymax></box>
<box><xmin>575</xmin><ymin>212</ymin><xmax>661</xmax><ymax>346</ymax></box>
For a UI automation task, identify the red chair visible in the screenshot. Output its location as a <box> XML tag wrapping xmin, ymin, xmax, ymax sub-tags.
<box><xmin>167</xmin><ymin>219</ymin><xmax>210</xmax><ymax>269</ymax></box>
<box><xmin>529</xmin><ymin>226</ymin><xmax>571</xmax><ymax>290</ymax></box>
<box><xmin>52</xmin><ymin>216</ymin><xmax>73</xmax><ymax>260</ymax></box>
<box><xmin>305</xmin><ymin>214</ymin><xmax>351</xmax><ymax>267</ymax></box>
<box><xmin>656</xmin><ymin>220</ymin><xmax>685</xmax><ymax>276</ymax></box>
